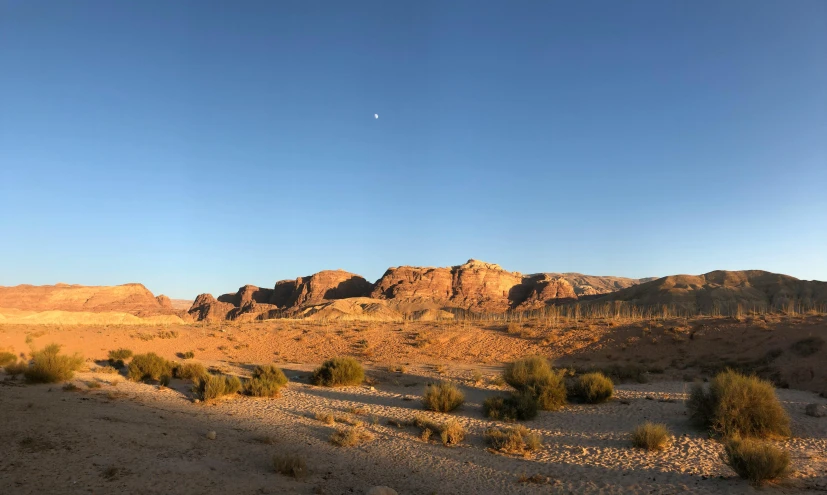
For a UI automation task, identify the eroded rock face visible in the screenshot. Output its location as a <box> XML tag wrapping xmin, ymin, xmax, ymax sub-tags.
<box><xmin>189</xmin><ymin>270</ymin><xmax>374</xmax><ymax>321</ymax></box>
<box><xmin>517</xmin><ymin>274</ymin><xmax>577</xmax><ymax>309</ymax></box>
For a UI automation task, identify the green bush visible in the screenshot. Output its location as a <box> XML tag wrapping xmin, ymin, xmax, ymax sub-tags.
<box><xmin>311</xmin><ymin>357</ymin><xmax>364</xmax><ymax>387</ymax></box>
<box><xmin>0</xmin><ymin>351</ymin><xmax>17</xmax><ymax>366</ymax></box>
<box><xmin>107</xmin><ymin>348</ymin><xmax>133</xmax><ymax>363</ymax></box>
<box><xmin>245</xmin><ymin>364</ymin><xmax>288</xmax><ymax>397</ymax></box>
<box><xmin>687</xmin><ymin>370</ymin><xmax>790</xmax><ymax>438</ymax></box>
<box><xmin>175</xmin><ymin>362</ymin><xmax>208</xmax><ymax>382</ymax></box>
<box><xmin>127</xmin><ymin>353</ymin><xmax>175</xmax><ymax>383</ymax></box>
<box><xmin>631</xmin><ymin>422</ymin><xmax>671</xmax><ymax>451</ymax></box>
<box><xmin>484</xmin><ymin>425</ymin><xmax>542</xmax><ymax>454</ymax></box>
<box><xmin>193</xmin><ymin>374</ymin><xmax>242</xmax><ymax>401</ymax></box>
<box><xmin>571</xmin><ymin>372</ymin><xmax>614</xmax><ymax>404</ymax></box>
<box><xmin>502</xmin><ymin>356</ymin><xmax>567</xmax><ymax>410</ymax></box>
<box><xmin>422</xmin><ymin>381</ymin><xmax>464</xmax><ymax>412</ymax></box>
<box><xmin>723</xmin><ymin>437</ymin><xmax>789</xmax><ymax>485</ymax></box>
<box><xmin>24</xmin><ymin>344</ymin><xmax>84</xmax><ymax>383</ymax></box>
<box><xmin>482</xmin><ymin>391</ymin><xmax>538</xmax><ymax>421</ymax></box>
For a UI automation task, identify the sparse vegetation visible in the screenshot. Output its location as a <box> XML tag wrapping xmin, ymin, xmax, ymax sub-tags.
<box><xmin>4</xmin><ymin>360</ymin><xmax>27</xmax><ymax>377</ymax></box>
<box><xmin>315</xmin><ymin>412</ymin><xmax>335</xmax><ymax>424</ymax></box>
<box><xmin>330</xmin><ymin>426</ymin><xmax>373</xmax><ymax>447</ymax></box>
<box><xmin>174</xmin><ymin>361</ymin><xmax>208</xmax><ymax>382</ymax></box>
<box><xmin>96</xmin><ymin>365</ymin><xmax>118</xmax><ymax>374</ymax></box>
<box><xmin>192</xmin><ymin>373</ymin><xmax>242</xmax><ymax>402</ymax></box>
<box><xmin>107</xmin><ymin>348</ymin><xmax>133</xmax><ymax>365</ymax></box>
<box><xmin>245</xmin><ymin>364</ymin><xmax>288</xmax><ymax>397</ymax></box>
<box><xmin>62</xmin><ymin>383</ymin><xmax>80</xmax><ymax>391</ymax></box>
<box><xmin>179</xmin><ymin>351</ymin><xmax>195</xmax><ymax>359</ymax></box>
<box><xmin>482</xmin><ymin>391</ymin><xmax>538</xmax><ymax>421</ymax></box>
<box><xmin>570</xmin><ymin>372</ymin><xmax>614</xmax><ymax>404</ymax></box>
<box><xmin>0</xmin><ymin>351</ymin><xmax>17</xmax><ymax>366</ymax></box>
<box><xmin>24</xmin><ymin>344</ymin><xmax>84</xmax><ymax>383</ymax></box>
<box><xmin>722</xmin><ymin>437</ymin><xmax>790</xmax><ymax>485</ymax></box>
<box><xmin>311</xmin><ymin>357</ymin><xmax>364</xmax><ymax>387</ymax></box>
<box><xmin>273</xmin><ymin>453</ymin><xmax>307</xmax><ymax>479</ymax></box>
<box><xmin>503</xmin><ymin>356</ymin><xmax>567</xmax><ymax>410</ymax></box>
<box><xmin>484</xmin><ymin>425</ymin><xmax>543</xmax><ymax>454</ymax></box>
<box><xmin>631</xmin><ymin>422</ymin><xmax>671</xmax><ymax>451</ymax></box>
<box><xmin>410</xmin><ymin>415</ymin><xmax>466</xmax><ymax>446</ymax></box>
<box><xmin>127</xmin><ymin>353</ymin><xmax>174</xmax><ymax>383</ymax></box>
<box><xmin>687</xmin><ymin>370</ymin><xmax>790</xmax><ymax>438</ymax></box>
<box><xmin>422</xmin><ymin>381</ymin><xmax>465</xmax><ymax>412</ymax></box>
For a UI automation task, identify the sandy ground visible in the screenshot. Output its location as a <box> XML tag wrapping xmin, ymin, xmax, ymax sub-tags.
<box><xmin>1</xmin><ymin>316</ymin><xmax>825</xmax><ymax>494</ymax></box>
<box><xmin>1</xmin><ymin>368</ymin><xmax>826</xmax><ymax>495</ymax></box>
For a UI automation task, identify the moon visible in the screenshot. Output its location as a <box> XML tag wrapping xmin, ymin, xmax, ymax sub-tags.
<box><xmin>374</xmin><ymin>114</ymin><xmax>379</xmax><ymax>119</ymax></box>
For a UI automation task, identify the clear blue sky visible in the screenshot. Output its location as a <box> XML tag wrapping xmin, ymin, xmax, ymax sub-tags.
<box><xmin>1</xmin><ymin>1</ymin><xmax>825</xmax><ymax>299</ymax></box>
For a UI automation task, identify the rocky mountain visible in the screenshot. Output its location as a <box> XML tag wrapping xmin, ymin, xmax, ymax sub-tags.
<box><xmin>0</xmin><ymin>283</ymin><xmax>185</xmax><ymax>324</ymax></box>
<box><xmin>0</xmin><ymin>283</ymin><xmax>179</xmax><ymax>316</ymax></box>
<box><xmin>188</xmin><ymin>260</ymin><xmax>652</xmax><ymax>321</ymax></box>
<box><xmin>592</xmin><ymin>270</ymin><xmax>827</xmax><ymax>313</ymax></box>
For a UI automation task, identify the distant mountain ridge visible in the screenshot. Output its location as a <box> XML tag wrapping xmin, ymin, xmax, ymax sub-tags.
<box><xmin>187</xmin><ymin>259</ymin><xmax>654</xmax><ymax>321</ymax></box>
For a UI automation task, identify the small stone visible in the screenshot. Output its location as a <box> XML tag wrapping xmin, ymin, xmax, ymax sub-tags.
<box><xmin>206</xmin><ymin>431</ymin><xmax>217</xmax><ymax>440</ymax></box>
<box><xmin>805</xmin><ymin>403</ymin><xmax>827</xmax><ymax>417</ymax></box>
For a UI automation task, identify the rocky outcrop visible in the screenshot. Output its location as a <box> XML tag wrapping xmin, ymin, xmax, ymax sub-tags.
<box><xmin>188</xmin><ymin>260</ymin><xmax>656</xmax><ymax>321</ymax></box>
<box><xmin>189</xmin><ymin>270</ymin><xmax>374</xmax><ymax>322</ymax></box>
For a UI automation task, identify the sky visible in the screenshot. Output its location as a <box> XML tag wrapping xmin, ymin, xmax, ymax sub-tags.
<box><xmin>1</xmin><ymin>1</ymin><xmax>826</xmax><ymax>299</ymax></box>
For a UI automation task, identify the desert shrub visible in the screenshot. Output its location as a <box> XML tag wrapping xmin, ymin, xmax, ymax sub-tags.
<box><xmin>422</xmin><ymin>381</ymin><xmax>464</xmax><ymax>412</ymax></box>
<box><xmin>311</xmin><ymin>357</ymin><xmax>364</xmax><ymax>387</ymax></box>
<box><xmin>790</xmin><ymin>336</ymin><xmax>824</xmax><ymax>357</ymax></box>
<box><xmin>175</xmin><ymin>362</ymin><xmax>208</xmax><ymax>382</ymax></box>
<box><xmin>482</xmin><ymin>391</ymin><xmax>538</xmax><ymax>421</ymax></box>
<box><xmin>503</xmin><ymin>356</ymin><xmax>567</xmax><ymax>410</ymax></box>
<box><xmin>193</xmin><ymin>374</ymin><xmax>241</xmax><ymax>401</ymax></box>
<box><xmin>62</xmin><ymin>383</ymin><xmax>80</xmax><ymax>391</ymax></box>
<box><xmin>315</xmin><ymin>412</ymin><xmax>335</xmax><ymax>424</ymax></box>
<box><xmin>4</xmin><ymin>360</ymin><xmax>27</xmax><ymax>377</ymax></box>
<box><xmin>245</xmin><ymin>364</ymin><xmax>288</xmax><ymax>397</ymax></box>
<box><xmin>330</xmin><ymin>426</ymin><xmax>373</xmax><ymax>447</ymax></box>
<box><xmin>571</xmin><ymin>372</ymin><xmax>613</xmax><ymax>404</ymax></box>
<box><xmin>24</xmin><ymin>344</ymin><xmax>84</xmax><ymax>383</ymax></box>
<box><xmin>0</xmin><ymin>352</ymin><xmax>17</xmax><ymax>366</ymax></box>
<box><xmin>179</xmin><ymin>351</ymin><xmax>195</xmax><ymax>359</ymax></box>
<box><xmin>127</xmin><ymin>353</ymin><xmax>174</xmax><ymax>383</ymax></box>
<box><xmin>631</xmin><ymin>422</ymin><xmax>671</xmax><ymax>451</ymax></box>
<box><xmin>439</xmin><ymin>419</ymin><xmax>466</xmax><ymax>446</ymax></box>
<box><xmin>107</xmin><ymin>348</ymin><xmax>133</xmax><ymax>363</ymax></box>
<box><xmin>273</xmin><ymin>453</ymin><xmax>307</xmax><ymax>479</ymax></box>
<box><xmin>687</xmin><ymin>370</ymin><xmax>790</xmax><ymax>438</ymax></box>
<box><xmin>484</xmin><ymin>425</ymin><xmax>542</xmax><ymax>454</ymax></box>
<box><xmin>411</xmin><ymin>415</ymin><xmax>466</xmax><ymax>446</ymax></box>
<box><xmin>723</xmin><ymin>438</ymin><xmax>790</xmax><ymax>485</ymax></box>
<box><xmin>86</xmin><ymin>381</ymin><xmax>102</xmax><ymax>389</ymax></box>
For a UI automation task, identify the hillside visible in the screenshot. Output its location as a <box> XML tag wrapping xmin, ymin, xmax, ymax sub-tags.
<box><xmin>593</xmin><ymin>270</ymin><xmax>827</xmax><ymax>314</ymax></box>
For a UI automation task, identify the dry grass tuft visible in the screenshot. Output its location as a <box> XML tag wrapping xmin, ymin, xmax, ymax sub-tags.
<box><xmin>631</xmin><ymin>422</ymin><xmax>671</xmax><ymax>451</ymax></box>
<box><xmin>175</xmin><ymin>362</ymin><xmax>208</xmax><ymax>382</ymax></box>
<box><xmin>503</xmin><ymin>356</ymin><xmax>567</xmax><ymax>411</ymax></box>
<box><xmin>570</xmin><ymin>372</ymin><xmax>614</xmax><ymax>404</ymax></box>
<box><xmin>482</xmin><ymin>391</ymin><xmax>538</xmax><ymax>421</ymax></box>
<box><xmin>485</xmin><ymin>425</ymin><xmax>543</xmax><ymax>455</ymax></box>
<box><xmin>722</xmin><ymin>437</ymin><xmax>790</xmax><ymax>485</ymax></box>
<box><xmin>330</xmin><ymin>426</ymin><xmax>374</xmax><ymax>447</ymax></box>
<box><xmin>422</xmin><ymin>381</ymin><xmax>465</xmax><ymax>412</ymax></box>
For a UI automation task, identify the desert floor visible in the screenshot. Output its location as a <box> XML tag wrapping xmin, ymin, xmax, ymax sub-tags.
<box><xmin>1</xmin><ymin>315</ymin><xmax>826</xmax><ymax>494</ymax></box>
